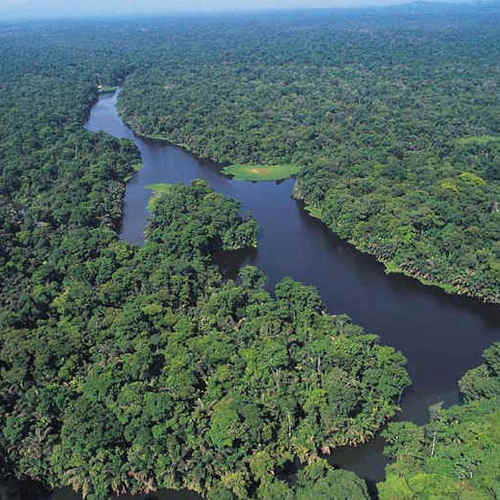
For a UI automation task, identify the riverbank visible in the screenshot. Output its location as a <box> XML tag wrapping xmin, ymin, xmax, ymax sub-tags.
<box><xmin>8</xmin><ymin>77</ymin><xmax>500</xmax><ymax>500</ymax></box>
<box><xmin>117</xmin><ymin>91</ymin><xmax>500</xmax><ymax>306</ymax></box>
<box><xmin>117</xmin><ymin>110</ymin><xmax>299</xmax><ymax>182</ymax></box>
<box><xmin>293</xmin><ymin>185</ymin><xmax>500</xmax><ymax>306</ymax></box>
<box><xmin>91</xmin><ymin>90</ymin><xmax>500</xmax><ymax>485</ymax></box>
<box><xmin>124</xmin><ymin>162</ymin><xmax>143</xmax><ymax>182</ymax></box>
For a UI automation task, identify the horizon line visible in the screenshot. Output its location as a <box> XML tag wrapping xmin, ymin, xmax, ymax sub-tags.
<box><xmin>0</xmin><ymin>0</ymin><xmax>488</xmax><ymax>24</ymax></box>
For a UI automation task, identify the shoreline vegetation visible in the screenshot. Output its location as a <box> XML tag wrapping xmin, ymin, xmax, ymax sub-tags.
<box><xmin>378</xmin><ymin>341</ymin><xmax>500</xmax><ymax>499</ymax></box>
<box><xmin>117</xmin><ymin>116</ymin><xmax>216</xmax><ymax>162</ymax></box>
<box><xmin>119</xmin><ymin>115</ymin><xmax>301</xmax><ymax>183</ymax></box>
<box><xmin>116</xmin><ymin>98</ymin><xmax>474</xmax><ymax>300</ymax></box>
<box><xmin>292</xmin><ymin>174</ymin><xmax>500</xmax><ymax>305</ymax></box>
<box><xmin>116</xmin><ymin>100</ymin><xmax>302</xmax><ymax>184</ymax></box>
<box><xmin>119</xmin><ymin>87</ymin><xmax>500</xmax><ymax>305</ymax></box>
<box><xmin>117</xmin><ymin>95</ymin><xmax>496</xmax><ymax>303</ymax></box>
<box><xmin>3</xmin><ymin>5</ymin><xmax>500</xmax><ymax>499</ymax></box>
<box><xmin>117</xmin><ymin>3</ymin><xmax>500</xmax><ymax>305</ymax></box>
<box><xmin>119</xmin><ymin>89</ymin><xmax>500</xmax><ymax>304</ymax></box>
<box><xmin>295</xmin><ymin>191</ymin><xmax>488</xmax><ymax>303</ymax></box>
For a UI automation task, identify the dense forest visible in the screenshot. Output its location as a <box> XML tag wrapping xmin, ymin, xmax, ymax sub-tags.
<box><xmin>1</xmin><ymin>3</ymin><xmax>500</xmax><ymax>499</ymax></box>
<box><xmin>118</xmin><ymin>2</ymin><xmax>500</xmax><ymax>303</ymax></box>
<box><xmin>0</xmin><ymin>11</ymin><xmax>412</xmax><ymax>500</ymax></box>
<box><xmin>2</xmin><ymin>168</ymin><xmax>409</xmax><ymax>497</ymax></box>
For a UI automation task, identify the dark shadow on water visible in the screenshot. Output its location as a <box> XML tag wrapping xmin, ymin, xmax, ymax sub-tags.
<box><xmin>0</xmin><ymin>480</ymin><xmax>50</xmax><ymax>500</ymax></box>
<box><xmin>213</xmin><ymin>246</ymin><xmax>258</xmax><ymax>282</ymax></box>
<box><xmin>0</xmin><ymin>481</ymin><xmax>199</xmax><ymax>500</ymax></box>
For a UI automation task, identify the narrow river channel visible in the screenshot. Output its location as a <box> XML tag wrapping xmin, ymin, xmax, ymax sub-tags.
<box><xmin>4</xmin><ymin>90</ymin><xmax>500</xmax><ymax>499</ymax></box>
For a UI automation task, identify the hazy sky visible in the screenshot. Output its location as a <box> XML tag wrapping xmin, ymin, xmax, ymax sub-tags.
<box><xmin>0</xmin><ymin>0</ymin><xmax>439</xmax><ymax>19</ymax></box>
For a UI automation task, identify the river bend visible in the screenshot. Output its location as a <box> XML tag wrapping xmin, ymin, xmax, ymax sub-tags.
<box><xmin>5</xmin><ymin>90</ymin><xmax>498</xmax><ymax>499</ymax></box>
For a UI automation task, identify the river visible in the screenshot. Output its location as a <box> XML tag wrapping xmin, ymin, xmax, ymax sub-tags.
<box><xmin>3</xmin><ymin>90</ymin><xmax>500</xmax><ymax>499</ymax></box>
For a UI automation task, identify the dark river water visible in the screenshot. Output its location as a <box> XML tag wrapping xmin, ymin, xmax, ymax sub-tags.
<box><xmin>4</xmin><ymin>90</ymin><xmax>500</xmax><ymax>499</ymax></box>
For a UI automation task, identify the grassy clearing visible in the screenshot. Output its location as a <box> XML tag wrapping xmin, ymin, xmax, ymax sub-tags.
<box><xmin>221</xmin><ymin>163</ymin><xmax>300</xmax><ymax>181</ymax></box>
<box><xmin>146</xmin><ymin>183</ymin><xmax>174</xmax><ymax>210</ymax></box>
<box><xmin>457</xmin><ymin>135</ymin><xmax>500</xmax><ymax>146</ymax></box>
<box><xmin>97</xmin><ymin>85</ymin><xmax>118</xmax><ymax>94</ymax></box>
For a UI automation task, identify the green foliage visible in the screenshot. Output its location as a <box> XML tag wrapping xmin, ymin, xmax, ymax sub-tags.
<box><xmin>459</xmin><ymin>172</ymin><xmax>486</xmax><ymax>186</ymax></box>
<box><xmin>459</xmin><ymin>343</ymin><xmax>500</xmax><ymax>402</ymax></box>
<box><xmin>379</xmin><ymin>343</ymin><xmax>500</xmax><ymax>500</ymax></box>
<box><xmin>4</xmin><ymin>6</ymin><xmax>500</xmax><ymax>499</ymax></box>
<box><xmin>0</xmin><ymin>173</ymin><xmax>410</xmax><ymax>497</ymax></box>
<box><xmin>212</xmin><ymin>458</ymin><xmax>370</xmax><ymax>499</ymax></box>
<box><xmin>116</xmin><ymin>4</ymin><xmax>500</xmax><ymax>303</ymax></box>
<box><xmin>380</xmin><ymin>399</ymin><xmax>500</xmax><ymax>500</ymax></box>
<box><xmin>0</xmin><ymin>41</ymin><xmax>409</xmax><ymax>495</ymax></box>
<box><xmin>297</xmin><ymin>154</ymin><xmax>500</xmax><ymax>302</ymax></box>
<box><xmin>145</xmin><ymin>180</ymin><xmax>258</xmax><ymax>250</ymax></box>
<box><xmin>294</xmin><ymin>460</ymin><xmax>370</xmax><ymax>500</ymax></box>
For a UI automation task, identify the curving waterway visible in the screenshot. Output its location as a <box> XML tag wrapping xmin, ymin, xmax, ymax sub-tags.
<box><xmin>4</xmin><ymin>90</ymin><xmax>500</xmax><ymax>499</ymax></box>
